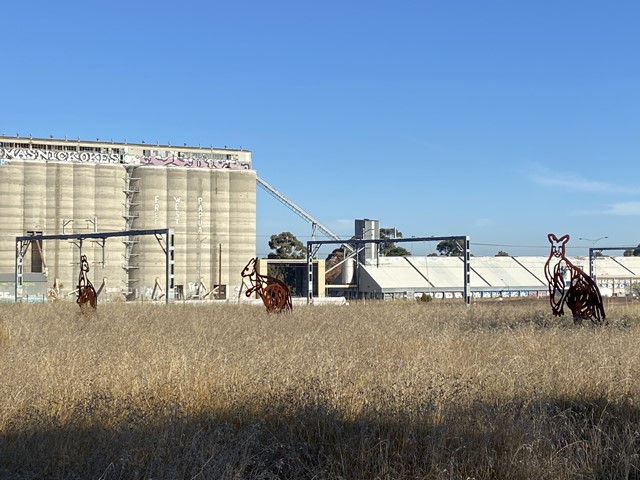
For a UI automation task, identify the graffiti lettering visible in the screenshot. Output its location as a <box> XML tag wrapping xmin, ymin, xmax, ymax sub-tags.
<box><xmin>0</xmin><ymin>148</ymin><xmax>120</xmax><ymax>164</ymax></box>
<box><xmin>154</xmin><ymin>195</ymin><xmax>160</xmax><ymax>225</ymax></box>
<box><xmin>138</xmin><ymin>154</ymin><xmax>250</xmax><ymax>170</ymax></box>
<box><xmin>197</xmin><ymin>197</ymin><xmax>204</xmax><ymax>234</ymax></box>
<box><xmin>0</xmin><ymin>159</ymin><xmax>10</xmax><ymax>166</ymax></box>
<box><xmin>174</xmin><ymin>196</ymin><xmax>181</xmax><ymax>225</ymax></box>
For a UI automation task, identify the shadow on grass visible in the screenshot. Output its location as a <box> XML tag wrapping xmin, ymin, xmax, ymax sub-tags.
<box><xmin>2</xmin><ymin>394</ymin><xmax>640</xmax><ymax>480</ymax></box>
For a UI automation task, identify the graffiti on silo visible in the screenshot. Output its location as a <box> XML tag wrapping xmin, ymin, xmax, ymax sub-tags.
<box><xmin>197</xmin><ymin>197</ymin><xmax>204</xmax><ymax>234</ymax></box>
<box><xmin>136</xmin><ymin>153</ymin><xmax>250</xmax><ymax>170</ymax></box>
<box><xmin>0</xmin><ymin>148</ymin><xmax>119</xmax><ymax>164</ymax></box>
<box><xmin>173</xmin><ymin>196</ymin><xmax>182</xmax><ymax>225</ymax></box>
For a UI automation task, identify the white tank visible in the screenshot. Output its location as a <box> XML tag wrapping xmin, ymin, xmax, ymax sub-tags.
<box><xmin>342</xmin><ymin>258</ymin><xmax>355</xmax><ymax>284</ymax></box>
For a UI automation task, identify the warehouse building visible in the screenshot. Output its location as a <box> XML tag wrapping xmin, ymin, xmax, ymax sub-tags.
<box><xmin>353</xmin><ymin>255</ymin><xmax>640</xmax><ymax>300</ymax></box>
<box><xmin>324</xmin><ymin>220</ymin><xmax>640</xmax><ymax>301</ymax></box>
<box><xmin>0</xmin><ymin>135</ymin><xmax>255</xmax><ymax>301</ymax></box>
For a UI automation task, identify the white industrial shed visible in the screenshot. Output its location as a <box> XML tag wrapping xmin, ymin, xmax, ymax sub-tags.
<box><xmin>356</xmin><ymin>256</ymin><xmax>640</xmax><ymax>300</ymax></box>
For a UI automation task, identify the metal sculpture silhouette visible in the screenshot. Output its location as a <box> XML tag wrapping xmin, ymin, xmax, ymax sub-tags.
<box><xmin>77</xmin><ymin>255</ymin><xmax>98</xmax><ymax>312</ymax></box>
<box><xmin>544</xmin><ymin>233</ymin><xmax>606</xmax><ymax>325</ymax></box>
<box><xmin>241</xmin><ymin>257</ymin><xmax>293</xmax><ymax>313</ymax></box>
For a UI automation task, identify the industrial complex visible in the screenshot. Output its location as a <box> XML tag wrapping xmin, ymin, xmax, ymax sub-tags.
<box><xmin>1</xmin><ymin>135</ymin><xmax>639</xmax><ymax>304</ymax></box>
<box><xmin>0</xmin><ymin>135</ymin><xmax>255</xmax><ymax>301</ymax></box>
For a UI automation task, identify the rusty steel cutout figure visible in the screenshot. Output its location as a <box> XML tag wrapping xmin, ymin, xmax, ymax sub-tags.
<box><xmin>77</xmin><ymin>255</ymin><xmax>98</xmax><ymax>313</ymax></box>
<box><xmin>544</xmin><ymin>234</ymin><xmax>606</xmax><ymax>325</ymax></box>
<box><xmin>241</xmin><ymin>257</ymin><xmax>293</xmax><ymax>313</ymax></box>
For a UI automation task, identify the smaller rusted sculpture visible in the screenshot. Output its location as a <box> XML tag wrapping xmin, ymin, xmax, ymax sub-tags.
<box><xmin>544</xmin><ymin>233</ymin><xmax>606</xmax><ymax>325</ymax></box>
<box><xmin>241</xmin><ymin>257</ymin><xmax>292</xmax><ymax>313</ymax></box>
<box><xmin>77</xmin><ymin>255</ymin><xmax>97</xmax><ymax>312</ymax></box>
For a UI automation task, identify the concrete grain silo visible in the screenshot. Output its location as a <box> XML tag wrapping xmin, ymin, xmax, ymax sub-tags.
<box><xmin>0</xmin><ymin>136</ymin><xmax>255</xmax><ymax>302</ymax></box>
<box><xmin>128</xmin><ymin>166</ymin><xmax>169</xmax><ymax>298</ymax></box>
<box><xmin>0</xmin><ymin>162</ymin><xmax>24</xmax><ymax>272</ymax></box>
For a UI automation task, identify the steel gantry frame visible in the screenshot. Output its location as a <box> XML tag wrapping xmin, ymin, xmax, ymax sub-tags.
<box><xmin>15</xmin><ymin>228</ymin><xmax>175</xmax><ymax>304</ymax></box>
<box><xmin>306</xmin><ymin>235</ymin><xmax>471</xmax><ymax>305</ymax></box>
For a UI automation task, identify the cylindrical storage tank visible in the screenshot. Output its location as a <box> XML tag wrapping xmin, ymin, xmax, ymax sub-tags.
<box><xmin>94</xmin><ymin>164</ymin><xmax>127</xmax><ymax>299</ymax></box>
<box><xmin>228</xmin><ymin>170</ymin><xmax>256</xmax><ymax>293</ymax></box>
<box><xmin>22</xmin><ymin>162</ymin><xmax>48</xmax><ymax>279</ymax></box>
<box><xmin>210</xmin><ymin>170</ymin><xmax>230</xmax><ymax>295</ymax></box>
<box><xmin>51</xmin><ymin>163</ymin><xmax>76</xmax><ymax>295</ymax></box>
<box><xmin>342</xmin><ymin>258</ymin><xmax>355</xmax><ymax>284</ymax></box>
<box><xmin>71</xmin><ymin>164</ymin><xmax>97</xmax><ymax>290</ymax></box>
<box><xmin>166</xmin><ymin>168</ymin><xmax>188</xmax><ymax>294</ymax></box>
<box><xmin>0</xmin><ymin>161</ymin><xmax>25</xmax><ymax>274</ymax></box>
<box><xmin>130</xmin><ymin>166</ymin><xmax>168</xmax><ymax>299</ymax></box>
<box><xmin>23</xmin><ymin>162</ymin><xmax>47</xmax><ymax>233</ymax></box>
<box><xmin>186</xmin><ymin>169</ymin><xmax>212</xmax><ymax>294</ymax></box>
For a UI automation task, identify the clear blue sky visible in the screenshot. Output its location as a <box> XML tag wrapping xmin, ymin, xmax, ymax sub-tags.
<box><xmin>3</xmin><ymin>1</ymin><xmax>639</xmax><ymax>257</ymax></box>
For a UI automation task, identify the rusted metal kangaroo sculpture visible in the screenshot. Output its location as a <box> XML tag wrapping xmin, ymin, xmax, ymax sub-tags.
<box><xmin>77</xmin><ymin>255</ymin><xmax>98</xmax><ymax>313</ymax></box>
<box><xmin>241</xmin><ymin>257</ymin><xmax>292</xmax><ymax>313</ymax></box>
<box><xmin>544</xmin><ymin>233</ymin><xmax>606</xmax><ymax>325</ymax></box>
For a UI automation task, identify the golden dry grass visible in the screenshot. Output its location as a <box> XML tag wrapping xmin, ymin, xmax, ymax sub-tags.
<box><xmin>1</xmin><ymin>299</ymin><xmax>640</xmax><ymax>479</ymax></box>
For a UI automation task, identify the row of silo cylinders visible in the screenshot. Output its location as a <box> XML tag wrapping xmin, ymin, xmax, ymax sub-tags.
<box><xmin>0</xmin><ymin>161</ymin><xmax>126</xmax><ymax>296</ymax></box>
<box><xmin>0</xmin><ymin>161</ymin><xmax>256</xmax><ymax>300</ymax></box>
<box><xmin>127</xmin><ymin>166</ymin><xmax>256</xmax><ymax>299</ymax></box>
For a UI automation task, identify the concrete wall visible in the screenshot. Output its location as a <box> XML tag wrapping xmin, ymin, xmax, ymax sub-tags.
<box><xmin>0</xmin><ymin>139</ymin><xmax>256</xmax><ymax>300</ymax></box>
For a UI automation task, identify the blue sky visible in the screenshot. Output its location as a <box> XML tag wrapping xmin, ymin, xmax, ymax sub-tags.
<box><xmin>3</xmin><ymin>1</ymin><xmax>639</xmax><ymax>257</ymax></box>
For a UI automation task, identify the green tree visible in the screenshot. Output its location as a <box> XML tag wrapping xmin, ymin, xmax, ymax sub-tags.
<box><xmin>436</xmin><ymin>239</ymin><xmax>465</xmax><ymax>256</ymax></box>
<box><xmin>268</xmin><ymin>232</ymin><xmax>305</xmax><ymax>259</ymax></box>
<box><xmin>634</xmin><ymin>243</ymin><xmax>640</xmax><ymax>256</ymax></box>
<box><xmin>385</xmin><ymin>245</ymin><xmax>411</xmax><ymax>256</ymax></box>
<box><xmin>379</xmin><ymin>227</ymin><xmax>410</xmax><ymax>256</ymax></box>
<box><xmin>496</xmin><ymin>251</ymin><xmax>510</xmax><ymax>257</ymax></box>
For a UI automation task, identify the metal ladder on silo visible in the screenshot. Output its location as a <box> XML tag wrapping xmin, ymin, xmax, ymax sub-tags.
<box><xmin>122</xmin><ymin>166</ymin><xmax>141</xmax><ymax>292</ymax></box>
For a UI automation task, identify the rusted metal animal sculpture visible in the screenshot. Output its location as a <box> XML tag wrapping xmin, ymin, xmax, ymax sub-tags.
<box><xmin>241</xmin><ymin>257</ymin><xmax>293</xmax><ymax>313</ymax></box>
<box><xmin>77</xmin><ymin>255</ymin><xmax>98</xmax><ymax>312</ymax></box>
<box><xmin>544</xmin><ymin>233</ymin><xmax>606</xmax><ymax>325</ymax></box>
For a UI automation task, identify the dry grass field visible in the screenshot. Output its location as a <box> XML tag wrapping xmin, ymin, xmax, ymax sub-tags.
<box><xmin>1</xmin><ymin>299</ymin><xmax>640</xmax><ymax>479</ymax></box>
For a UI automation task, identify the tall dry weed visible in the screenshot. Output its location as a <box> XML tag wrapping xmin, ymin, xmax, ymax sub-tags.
<box><xmin>0</xmin><ymin>299</ymin><xmax>639</xmax><ymax>479</ymax></box>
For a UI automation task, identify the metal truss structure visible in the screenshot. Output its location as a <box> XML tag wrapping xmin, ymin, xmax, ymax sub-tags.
<box><xmin>306</xmin><ymin>236</ymin><xmax>471</xmax><ymax>305</ymax></box>
<box><xmin>15</xmin><ymin>228</ymin><xmax>175</xmax><ymax>304</ymax></box>
<box><xmin>256</xmin><ymin>176</ymin><xmax>355</xmax><ymax>253</ymax></box>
